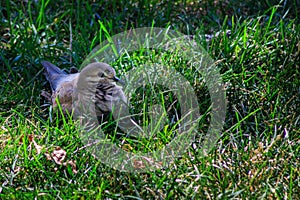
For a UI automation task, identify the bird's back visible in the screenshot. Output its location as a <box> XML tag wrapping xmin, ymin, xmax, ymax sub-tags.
<box><xmin>42</xmin><ymin>61</ymin><xmax>74</xmax><ymax>91</ymax></box>
<box><xmin>42</xmin><ymin>61</ymin><xmax>79</xmax><ymax>113</ymax></box>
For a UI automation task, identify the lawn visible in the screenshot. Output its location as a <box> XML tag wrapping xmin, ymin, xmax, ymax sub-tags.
<box><xmin>0</xmin><ymin>0</ymin><xmax>299</xmax><ymax>199</ymax></box>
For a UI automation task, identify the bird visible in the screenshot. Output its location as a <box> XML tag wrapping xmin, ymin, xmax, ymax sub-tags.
<box><xmin>41</xmin><ymin>61</ymin><xmax>144</xmax><ymax>137</ymax></box>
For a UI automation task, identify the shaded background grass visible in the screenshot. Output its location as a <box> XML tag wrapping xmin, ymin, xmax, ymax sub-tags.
<box><xmin>0</xmin><ymin>0</ymin><xmax>299</xmax><ymax>199</ymax></box>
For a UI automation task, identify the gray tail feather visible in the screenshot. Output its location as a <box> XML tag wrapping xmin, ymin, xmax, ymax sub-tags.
<box><xmin>41</xmin><ymin>61</ymin><xmax>66</xmax><ymax>91</ymax></box>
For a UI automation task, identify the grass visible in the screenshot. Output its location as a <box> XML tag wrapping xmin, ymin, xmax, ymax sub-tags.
<box><xmin>1</xmin><ymin>0</ymin><xmax>299</xmax><ymax>199</ymax></box>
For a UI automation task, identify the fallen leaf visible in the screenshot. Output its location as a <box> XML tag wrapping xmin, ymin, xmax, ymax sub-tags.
<box><xmin>51</xmin><ymin>147</ymin><xmax>66</xmax><ymax>165</ymax></box>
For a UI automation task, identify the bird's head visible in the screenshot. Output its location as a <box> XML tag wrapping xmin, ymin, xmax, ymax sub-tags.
<box><xmin>79</xmin><ymin>62</ymin><xmax>123</xmax><ymax>84</ymax></box>
<box><xmin>76</xmin><ymin>62</ymin><xmax>124</xmax><ymax>94</ymax></box>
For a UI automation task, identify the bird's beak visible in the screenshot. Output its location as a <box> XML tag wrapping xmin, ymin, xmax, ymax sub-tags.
<box><xmin>113</xmin><ymin>76</ymin><xmax>125</xmax><ymax>85</ymax></box>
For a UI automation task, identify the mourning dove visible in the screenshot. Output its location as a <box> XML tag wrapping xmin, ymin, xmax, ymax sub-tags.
<box><xmin>42</xmin><ymin>61</ymin><xmax>143</xmax><ymax>136</ymax></box>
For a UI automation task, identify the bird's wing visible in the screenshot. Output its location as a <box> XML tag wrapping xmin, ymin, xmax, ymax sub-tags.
<box><xmin>41</xmin><ymin>61</ymin><xmax>68</xmax><ymax>91</ymax></box>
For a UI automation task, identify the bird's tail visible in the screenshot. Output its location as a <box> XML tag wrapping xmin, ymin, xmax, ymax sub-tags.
<box><xmin>41</xmin><ymin>61</ymin><xmax>67</xmax><ymax>91</ymax></box>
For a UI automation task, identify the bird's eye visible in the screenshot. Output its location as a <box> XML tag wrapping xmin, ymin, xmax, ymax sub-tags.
<box><xmin>98</xmin><ymin>72</ymin><xmax>105</xmax><ymax>77</ymax></box>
